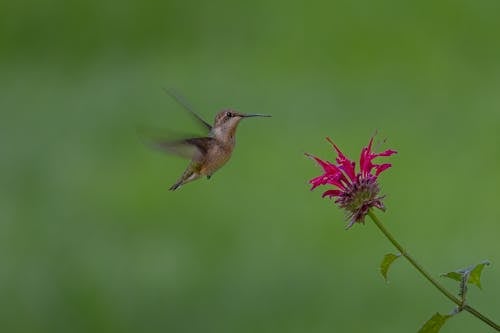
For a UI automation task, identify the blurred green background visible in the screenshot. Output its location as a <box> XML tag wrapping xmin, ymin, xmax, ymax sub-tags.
<box><xmin>1</xmin><ymin>0</ymin><xmax>499</xmax><ymax>332</ymax></box>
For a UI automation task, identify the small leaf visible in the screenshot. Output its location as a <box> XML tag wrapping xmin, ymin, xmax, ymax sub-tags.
<box><xmin>418</xmin><ymin>312</ymin><xmax>452</xmax><ymax>333</ymax></box>
<box><xmin>468</xmin><ymin>261</ymin><xmax>490</xmax><ymax>289</ymax></box>
<box><xmin>441</xmin><ymin>271</ymin><xmax>462</xmax><ymax>283</ymax></box>
<box><xmin>441</xmin><ymin>260</ymin><xmax>491</xmax><ymax>289</ymax></box>
<box><xmin>380</xmin><ymin>253</ymin><xmax>401</xmax><ymax>282</ymax></box>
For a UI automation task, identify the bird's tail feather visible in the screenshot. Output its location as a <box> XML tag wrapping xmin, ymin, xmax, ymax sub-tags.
<box><xmin>169</xmin><ymin>181</ymin><xmax>182</xmax><ymax>191</ymax></box>
<box><xmin>169</xmin><ymin>169</ymin><xmax>199</xmax><ymax>191</ymax></box>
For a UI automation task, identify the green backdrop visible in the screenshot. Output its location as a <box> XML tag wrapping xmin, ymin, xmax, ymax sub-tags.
<box><xmin>1</xmin><ymin>1</ymin><xmax>499</xmax><ymax>332</ymax></box>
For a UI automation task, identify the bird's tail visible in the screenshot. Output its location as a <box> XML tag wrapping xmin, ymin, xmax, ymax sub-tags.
<box><xmin>169</xmin><ymin>169</ymin><xmax>198</xmax><ymax>191</ymax></box>
<box><xmin>169</xmin><ymin>180</ymin><xmax>183</xmax><ymax>191</ymax></box>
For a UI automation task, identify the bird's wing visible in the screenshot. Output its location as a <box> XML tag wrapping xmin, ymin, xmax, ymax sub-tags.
<box><xmin>163</xmin><ymin>88</ymin><xmax>212</xmax><ymax>131</ymax></box>
<box><xmin>182</xmin><ymin>137</ymin><xmax>216</xmax><ymax>155</ymax></box>
<box><xmin>152</xmin><ymin>136</ymin><xmax>216</xmax><ymax>160</ymax></box>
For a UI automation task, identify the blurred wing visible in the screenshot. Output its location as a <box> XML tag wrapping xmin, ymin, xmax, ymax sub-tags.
<box><xmin>153</xmin><ymin>137</ymin><xmax>216</xmax><ymax>160</ymax></box>
<box><xmin>183</xmin><ymin>137</ymin><xmax>215</xmax><ymax>155</ymax></box>
<box><xmin>163</xmin><ymin>88</ymin><xmax>212</xmax><ymax>131</ymax></box>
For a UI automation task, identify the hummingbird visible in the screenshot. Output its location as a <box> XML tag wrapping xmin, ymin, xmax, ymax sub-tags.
<box><xmin>151</xmin><ymin>90</ymin><xmax>271</xmax><ymax>191</ymax></box>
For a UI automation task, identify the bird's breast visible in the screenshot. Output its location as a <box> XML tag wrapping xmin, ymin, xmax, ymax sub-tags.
<box><xmin>200</xmin><ymin>144</ymin><xmax>233</xmax><ymax>175</ymax></box>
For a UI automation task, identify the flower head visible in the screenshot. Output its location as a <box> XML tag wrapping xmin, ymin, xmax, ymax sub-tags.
<box><xmin>306</xmin><ymin>136</ymin><xmax>397</xmax><ymax>228</ymax></box>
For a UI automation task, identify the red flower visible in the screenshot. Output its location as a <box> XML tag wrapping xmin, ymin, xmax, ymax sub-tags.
<box><xmin>306</xmin><ymin>136</ymin><xmax>397</xmax><ymax>228</ymax></box>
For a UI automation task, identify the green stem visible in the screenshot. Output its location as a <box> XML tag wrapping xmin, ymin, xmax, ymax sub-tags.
<box><xmin>367</xmin><ymin>210</ymin><xmax>500</xmax><ymax>331</ymax></box>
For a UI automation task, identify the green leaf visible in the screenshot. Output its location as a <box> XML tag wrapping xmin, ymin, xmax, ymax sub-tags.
<box><xmin>380</xmin><ymin>253</ymin><xmax>401</xmax><ymax>282</ymax></box>
<box><xmin>468</xmin><ymin>261</ymin><xmax>490</xmax><ymax>289</ymax></box>
<box><xmin>418</xmin><ymin>312</ymin><xmax>452</xmax><ymax>333</ymax></box>
<box><xmin>441</xmin><ymin>271</ymin><xmax>462</xmax><ymax>283</ymax></box>
<box><xmin>441</xmin><ymin>260</ymin><xmax>491</xmax><ymax>289</ymax></box>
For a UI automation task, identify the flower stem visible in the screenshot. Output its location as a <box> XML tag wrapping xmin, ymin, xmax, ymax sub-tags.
<box><xmin>367</xmin><ymin>210</ymin><xmax>500</xmax><ymax>331</ymax></box>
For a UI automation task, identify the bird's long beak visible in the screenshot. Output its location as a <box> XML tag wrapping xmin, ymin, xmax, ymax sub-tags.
<box><xmin>240</xmin><ymin>113</ymin><xmax>272</xmax><ymax>118</ymax></box>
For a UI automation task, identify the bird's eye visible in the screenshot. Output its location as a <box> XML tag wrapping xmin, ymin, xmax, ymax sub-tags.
<box><xmin>226</xmin><ymin>111</ymin><xmax>233</xmax><ymax>118</ymax></box>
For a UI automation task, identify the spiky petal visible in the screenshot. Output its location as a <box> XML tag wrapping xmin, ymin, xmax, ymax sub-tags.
<box><xmin>306</xmin><ymin>136</ymin><xmax>396</xmax><ymax>228</ymax></box>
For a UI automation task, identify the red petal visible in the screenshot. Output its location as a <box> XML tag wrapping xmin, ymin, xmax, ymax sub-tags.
<box><xmin>326</xmin><ymin>137</ymin><xmax>357</xmax><ymax>182</ymax></box>
<box><xmin>359</xmin><ymin>137</ymin><xmax>396</xmax><ymax>177</ymax></box>
<box><xmin>373</xmin><ymin>149</ymin><xmax>397</xmax><ymax>157</ymax></box>
<box><xmin>309</xmin><ymin>175</ymin><xmax>329</xmax><ymax>190</ymax></box>
<box><xmin>374</xmin><ymin>163</ymin><xmax>392</xmax><ymax>176</ymax></box>
<box><xmin>359</xmin><ymin>137</ymin><xmax>375</xmax><ymax>176</ymax></box>
<box><xmin>322</xmin><ymin>189</ymin><xmax>342</xmax><ymax>198</ymax></box>
<box><xmin>359</xmin><ymin>148</ymin><xmax>372</xmax><ymax>176</ymax></box>
<box><xmin>309</xmin><ymin>173</ymin><xmax>347</xmax><ymax>191</ymax></box>
<box><xmin>305</xmin><ymin>153</ymin><xmax>341</xmax><ymax>175</ymax></box>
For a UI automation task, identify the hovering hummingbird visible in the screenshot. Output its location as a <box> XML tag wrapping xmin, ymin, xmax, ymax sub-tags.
<box><xmin>151</xmin><ymin>90</ymin><xmax>271</xmax><ymax>191</ymax></box>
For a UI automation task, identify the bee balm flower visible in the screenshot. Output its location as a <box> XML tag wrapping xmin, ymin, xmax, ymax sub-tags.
<box><xmin>306</xmin><ymin>136</ymin><xmax>396</xmax><ymax>228</ymax></box>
